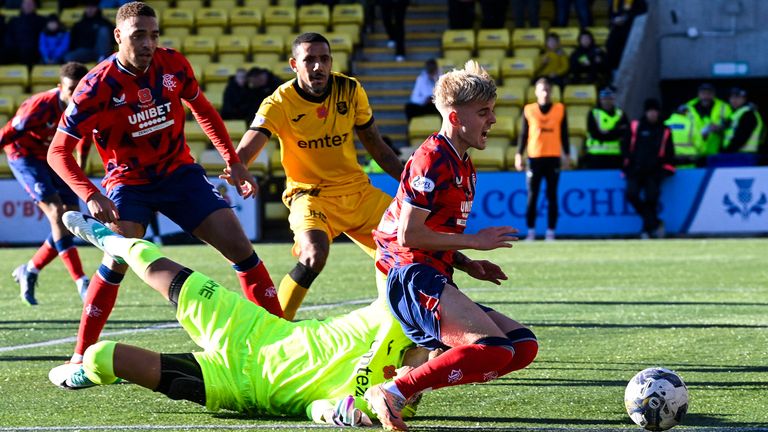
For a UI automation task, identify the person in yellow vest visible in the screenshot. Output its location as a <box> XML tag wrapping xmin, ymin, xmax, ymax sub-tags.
<box><xmin>686</xmin><ymin>82</ymin><xmax>732</xmax><ymax>156</ymax></box>
<box><xmin>723</xmin><ymin>87</ymin><xmax>764</xmax><ymax>154</ymax></box>
<box><xmin>515</xmin><ymin>77</ymin><xmax>571</xmax><ymax>241</ymax></box>
<box><xmin>583</xmin><ymin>87</ymin><xmax>629</xmax><ymax>169</ymax></box>
<box><xmin>665</xmin><ymin>104</ymin><xmax>700</xmax><ymax>168</ymax></box>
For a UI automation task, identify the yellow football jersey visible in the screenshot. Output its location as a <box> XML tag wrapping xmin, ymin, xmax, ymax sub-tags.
<box><xmin>251</xmin><ymin>72</ymin><xmax>374</xmax><ymax>195</ymax></box>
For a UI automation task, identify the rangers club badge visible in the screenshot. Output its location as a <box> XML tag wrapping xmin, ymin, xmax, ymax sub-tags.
<box><xmin>162</xmin><ymin>74</ymin><xmax>177</xmax><ymax>92</ymax></box>
<box><xmin>137</xmin><ymin>88</ymin><xmax>153</xmax><ymax>104</ymax></box>
<box><xmin>336</xmin><ymin>101</ymin><xmax>348</xmax><ymax>114</ymax></box>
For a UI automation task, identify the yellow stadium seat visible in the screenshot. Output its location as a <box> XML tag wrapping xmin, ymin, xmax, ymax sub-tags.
<box><xmin>0</xmin><ymin>95</ymin><xmax>15</xmax><ymax>116</ymax></box>
<box><xmin>251</xmin><ymin>34</ymin><xmax>284</xmax><ymax>57</ymax></box>
<box><xmin>186</xmin><ymin>54</ymin><xmax>212</xmax><ymax>78</ymax></box>
<box><xmin>162</xmin><ymin>8</ymin><xmax>194</xmax><ymax>28</ymax></box>
<box><xmin>477</xmin><ymin>29</ymin><xmax>510</xmax><ymax>60</ymax></box>
<box><xmin>550</xmin><ymin>27</ymin><xmax>580</xmax><ymax>47</ymax></box>
<box><xmin>37</xmin><ymin>8</ymin><xmax>56</xmax><ymax>17</ymax></box>
<box><xmin>252</xmin><ymin>53</ymin><xmax>281</xmax><ymax>67</ymax></box>
<box><xmin>273</xmin><ymin>63</ymin><xmax>296</xmax><ymax>82</ymax></box>
<box><xmin>60</xmin><ymin>8</ymin><xmax>84</xmax><ymax>27</ymax></box>
<box><xmin>230</xmin><ymin>7</ymin><xmax>262</xmax><ymax>32</ymax></box>
<box><xmin>505</xmin><ymin>145</ymin><xmax>518</xmax><ymax>169</ymax></box>
<box><xmin>183</xmin><ymin>36</ymin><xmax>216</xmax><ymax>56</ymax></box>
<box><xmin>0</xmin><ymin>153</ymin><xmax>12</xmax><ymax>177</ymax></box>
<box><xmin>1</xmin><ymin>9</ymin><xmax>19</xmax><ymax>18</ymax></box>
<box><xmin>588</xmin><ymin>26</ymin><xmax>610</xmax><ymax>45</ymax></box>
<box><xmin>223</xmin><ymin>119</ymin><xmax>246</xmax><ymax>142</ymax></box>
<box><xmin>442</xmin><ymin>29</ymin><xmax>475</xmax><ymax>60</ymax></box>
<box><xmin>563</xmin><ymin>84</ymin><xmax>597</xmax><ymax>106</ymax></box>
<box><xmin>0</xmin><ymin>84</ymin><xmax>25</xmax><ymax>96</ymax></box>
<box><xmin>485</xmin><ymin>136</ymin><xmax>511</xmax><ymax>149</ymax></box>
<box><xmin>157</xmin><ymin>36</ymin><xmax>181</xmax><ymax>50</ymax></box>
<box><xmin>31</xmin><ymin>84</ymin><xmax>52</xmax><ymax>93</ymax></box>
<box><xmin>163</xmin><ymin>27</ymin><xmax>191</xmax><ymax>38</ymax></box>
<box><xmin>512</xmin><ymin>28</ymin><xmax>545</xmax><ymax>49</ymax></box>
<box><xmin>501</xmin><ymin>57</ymin><xmax>535</xmax><ymax>79</ymax></box>
<box><xmin>145</xmin><ymin>0</ymin><xmax>171</xmax><ymax>12</ymax></box>
<box><xmin>332</xmin><ymin>3</ymin><xmax>364</xmax><ymax>25</ymax></box>
<box><xmin>408</xmin><ymin>115</ymin><xmax>441</xmax><ymax>145</ymax></box>
<box><xmin>526</xmin><ymin>85</ymin><xmax>561</xmax><ymax>103</ymax></box>
<box><xmin>298</xmin><ymin>4</ymin><xmax>330</xmax><ymax>26</ymax></box>
<box><xmin>196</xmin><ymin>8</ymin><xmax>228</xmax><ymax>27</ymax></box>
<box><xmin>474</xmin><ymin>58</ymin><xmax>500</xmax><ymax>80</ymax></box>
<box><xmin>300</xmin><ymin>24</ymin><xmax>329</xmax><ymax>34</ymax></box>
<box><xmin>566</xmin><ymin>105</ymin><xmax>591</xmax><ymax>137</ymax></box>
<box><xmin>332</xmin><ymin>51</ymin><xmax>349</xmax><ymax>73</ymax></box>
<box><xmin>205</xmin><ymin>81</ymin><xmax>228</xmax><ymax>96</ymax></box>
<box><xmin>214</xmin><ymin>0</ymin><xmax>237</xmax><ymax>10</ymax></box>
<box><xmin>437</xmin><ymin>57</ymin><xmax>459</xmax><ymax>73</ymax></box>
<box><xmin>197</xmin><ymin>26</ymin><xmax>225</xmax><ymax>37</ymax></box>
<box><xmin>176</xmin><ymin>0</ymin><xmax>203</xmax><ymax>10</ymax></box>
<box><xmin>332</xmin><ymin>23</ymin><xmax>361</xmax><ymax>45</ymax></box>
<box><xmin>513</xmin><ymin>47</ymin><xmax>540</xmax><ymax>59</ymax></box>
<box><xmin>496</xmin><ymin>85</ymin><xmax>526</xmax><ymax>107</ymax></box>
<box><xmin>0</xmin><ymin>65</ymin><xmax>29</xmax><ymax>87</ymax></box>
<box><xmin>203</xmin><ymin>63</ymin><xmax>238</xmax><ymax>84</ymax></box>
<box><xmin>265</xmin><ymin>5</ymin><xmax>296</xmax><ymax>26</ymax></box>
<box><xmin>489</xmin><ymin>116</ymin><xmax>515</xmax><ymax>138</ymax></box>
<box><xmin>218</xmin><ymin>35</ymin><xmax>250</xmax><ymax>56</ymax></box>
<box><xmin>468</xmin><ymin>146</ymin><xmax>505</xmax><ymax>171</ymax></box>
<box><xmin>326</xmin><ymin>33</ymin><xmax>353</xmax><ymax>54</ymax></box>
<box><xmin>186</xmin><ymin>140</ymin><xmax>208</xmax><ymax>162</ymax></box>
<box><xmin>30</xmin><ymin>65</ymin><xmax>61</xmax><ymax>86</ymax></box>
<box><xmin>495</xmin><ymin>105</ymin><xmax>521</xmax><ymax>121</ymax></box>
<box><xmin>102</xmin><ymin>8</ymin><xmax>117</xmax><ymax>24</ymax></box>
<box><xmin>206</xmin><ymin>91</ymin><xmax>223</xmax><ymax>110</ymax></box>
<box><xmin>184</xmin><ymin>121</ymin><xmax>207</xmax><ymax>142</ymax></box>
<box><xmin>242</xmin><ymin>0</ymin><xmax>270</xmax><ymax>8</ymax></box>
<box><xmin>502</xmin><ymin>77</ymin><xmax>530</xmax><ymax>90</ymax></box>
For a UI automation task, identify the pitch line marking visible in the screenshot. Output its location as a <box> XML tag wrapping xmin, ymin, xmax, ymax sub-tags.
<box><xmin>2</xmin><ymin>425</ymin><xmax>767</xmax><ymax>432</ymax></box>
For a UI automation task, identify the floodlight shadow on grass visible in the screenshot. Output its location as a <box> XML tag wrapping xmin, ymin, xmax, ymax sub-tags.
<box><xmin>413</xmin><ymin>415</ymin><xmax>627</xmax><ymax>426</ymax></box>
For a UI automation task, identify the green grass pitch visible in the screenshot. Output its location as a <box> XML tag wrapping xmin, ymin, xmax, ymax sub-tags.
<box><xmin>0</xmin><ymin>239</ymin><xmax>766</xmax><ymax>431</ymax></box>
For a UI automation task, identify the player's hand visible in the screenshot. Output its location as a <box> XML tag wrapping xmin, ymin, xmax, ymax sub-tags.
<box><xmin>86</xmin><ymin>192</ymin><xmax>119</xmax><ymax>224</ymax></box>
<box><xmin>514</xmin><ymin>153</ymin><xmax>524</xmax><ymax>171</ymax></box>
<box><xmin>463</xmin><ymin>259</ymin><xmax>508</xmax><ymax>285</ymax></box>
<box><xmin>473</xmin><ymin>226</ymin><xmax>518</xmax><ymax>250</ymax></box>
<box><xmin>220</xmin><ymin>163</ymin><xmax>259</xmax><ymax>198</ymax></box>
<box><xmin>323</xmin><ymin>396</ymin><xmax>373</xmax><ymax>427</ymax></box>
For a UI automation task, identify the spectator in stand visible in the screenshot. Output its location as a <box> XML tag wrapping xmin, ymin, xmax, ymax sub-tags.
<box><xmin>555</xmin><ymin>0</ymin><xmax>592</xmax><ymax>27</ymax></box>
<box><xmin>605</xmin><ymin>0</ymin><xmax>647</xmax><ymax>74</ymax></box>
<box><xmin>534</xmin><ymin>32</ymin><xmax>569</xmax><ymax>90</ymax></box>
<box><xmin>448</xmin><ymin>0</ymin><xmax>475</xmax><ymax>29</ymax></box>
<box><xmin>220</xmin><ymin>68</ymin><xmax>251</xmax><ymax>122</ymax></box>
<box><xmin>0</xmin><ymin>13</ymin><xmax>7</xmax><ymax>63</ymax></box>
<box><xmin>379</xmin><ymin>0</ymin><xmax>409</xmax><ymax>62</ymax></box>
<box><xmin>480</xmin><ymin>0</ymin><xmax>508</xmax><ymax>28</ymax></box>
<box><xmin>3</xmin><ymin>0</ymin><xmax>46</xmax><ymax>66</ymax></box>
<box><xmin>404</xmin><ymin>58</ymin><xmax>440</xmax><ymax>122</ymax></box>
<box><xmin>621</xmin><ymin>98</ymin><xmax>675</xmax><ymax>239</ymax></box>
<box><xmin>686</xmin><ymin>82</ymin><xmax>731</xmax><ymax>157</ymax></box>
<box><xmin>722</xmin><ymin>87</ymin><xmax>764</xmax><ymax>155</ymax></box>
<box><xmin>64</xmin><ymin>0</ymin><xmax>114</xmax><ymax>63</ymax></box>
<box><xmin>568</xmin><ymin>29</ymin><xmax>607</xmax><ymax>86</ymax></box>
<box><xmin>583</xmin><ymin>87</ymin><xmax>629</xmax><ymax>169</ymax></box>
<box><xmin>512</xmin><ymin>0</ymin><xmax>540</xmax><ymax>28</ymax></box>
<box><xmin>39</xmin><ymin>14</ymin><xmax>70</xmax><ymax>65</ymax></box>
<box><xmin>244</xmin><ymin>66</ymin><xmax>281</xmax><ymax>123</ymax></box>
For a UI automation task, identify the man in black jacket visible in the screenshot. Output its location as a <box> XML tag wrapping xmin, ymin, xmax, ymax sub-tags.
<box><xmin>64</xmin><ymin>0</ymin><xmax>114</xmax><ymax>63</ymax></box>
<box><xmin>622</xmin><ymin>98</ymin><xmax>675</xmax><ymax>239</ymax></box>
<box><xmin>3</xmin><ymin>0</ymin><xmax>46</xmax><ymax>66</ymax></box>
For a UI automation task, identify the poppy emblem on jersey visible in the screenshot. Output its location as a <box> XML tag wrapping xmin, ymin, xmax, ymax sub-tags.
<box><xmin>137</xmin><ymin>88</ymin><xmax>153</xmax><ymax>104</ymax></box>
<box><xmin>162</xmin><ymin>74</ymin><xmax>177</xmax><ymax>92</ymax></box>
<box><xmin>410</xmin><ymin>176</ymin><xmax>435</xmax><ymax>193</ymax></box>
<box><xmin>316</xmin><ymin>105</ymin><xmax>328</xmax><ymax>119</ymax></box>
<box><xmin>382</xmin><ymin>365</ymin><xmax>397</xmax><ymax>380</ymax></box>
<box><xmin>336</xmin><ymin>101</ymin><xmax>348</xmax><ymax>114</ymax></box>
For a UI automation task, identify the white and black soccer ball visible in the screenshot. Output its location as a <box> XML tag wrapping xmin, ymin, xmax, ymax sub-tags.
<box><xmin>624</xmin><ymin>367</ymin><xmax>689</xmax><ymax>431</ymax></box>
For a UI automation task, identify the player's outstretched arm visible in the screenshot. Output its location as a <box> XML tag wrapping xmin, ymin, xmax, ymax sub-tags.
<box><xmin>357</xmin><ymin>122</ymin><xmax>404</xmax><ymax>180</ymax></box>
<box><xmin>454</xmin><ymin>251</ymin><xmax>508</xmax><ymax>285</ymax></box>
<box><xmin>221</xmin><ymin>129</ymin><xmax>271</xmax><ymax>198</ymax></box>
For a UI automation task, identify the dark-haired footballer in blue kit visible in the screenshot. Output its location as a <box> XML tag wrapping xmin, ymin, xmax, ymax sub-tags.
<box><xmin>1</xmin><ymin>62</ymin><xmax>90</xmax><ymax>305</ymax></box>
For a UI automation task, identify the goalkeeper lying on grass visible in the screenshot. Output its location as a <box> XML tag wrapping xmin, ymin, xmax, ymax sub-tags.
<box><xmin>49</xmin><ymin>211</ymin><xmax>429</xmax><ymax>427</ymax></box>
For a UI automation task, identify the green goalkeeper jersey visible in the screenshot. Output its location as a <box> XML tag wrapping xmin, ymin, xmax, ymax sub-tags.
<box><xmin>186</xmin><ymin>290</ymin><xmax>413</xmax><ymax>419</ymax></box>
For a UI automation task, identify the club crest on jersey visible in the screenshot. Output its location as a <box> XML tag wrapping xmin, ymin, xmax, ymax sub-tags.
<box><xmin>336</xmin><ymin>101</ymin><xmax>348</xmax><ymax>114</ymax></box>
<box><xmin>316</xmin><ymin>105</ymin><xmax>328</xmax><ymax>119</ymax></box>
<box><xmin>162</xmin><ymin>74</ymin><xmax>177</xmax><ymax>92</ymax></box>
<box><xmin>410</xmin><ymin>176</ymin><xmax>435</xmax><ymax>193</ymax></box>
<box><xmin>137</xmin><ymin>88</ymin><xmax>153</xmax><ymax>104</ymax></box>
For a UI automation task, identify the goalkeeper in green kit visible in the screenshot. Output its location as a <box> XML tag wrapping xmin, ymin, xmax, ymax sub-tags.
<box><xmin>49</xmin><ymin>211</ymin><xmax>429</xmax><ymax>427</ymax></box>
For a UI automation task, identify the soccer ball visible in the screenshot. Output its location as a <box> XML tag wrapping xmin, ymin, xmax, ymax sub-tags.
<box><xmin>624</xmin><ymin>367</ymin><xmax>689</xmax><ymax>431</ymax></box>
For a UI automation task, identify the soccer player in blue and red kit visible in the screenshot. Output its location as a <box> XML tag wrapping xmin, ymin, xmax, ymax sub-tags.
<box><xmin>47</xmin><ymin>1</ymin><xmax>279</xmax><ymax>384</ymax></box>
<box><xmin>1</xmin><ymin>62</ymin><xmax>90</xmax><ymax>305</ymax></box>
<box><xmin>367</xmin><ymin>61</ymin><xmax>539</xmax><ymax>431</ymax></box>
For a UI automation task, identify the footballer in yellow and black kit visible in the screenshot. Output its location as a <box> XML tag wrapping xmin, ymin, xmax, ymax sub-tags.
<box><xmin>250</xmin><ymin>72</ymin><xmax>393</xmax><ymax>257</ymax></box>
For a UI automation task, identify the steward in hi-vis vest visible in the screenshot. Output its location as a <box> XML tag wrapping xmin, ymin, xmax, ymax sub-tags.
<box><xmin>723</xmin><ymin>87</ymin><xmax>764</xmax><ymax>154</ymax></box>
<box><xmin>584</xmin><ymin>87</ymin><xmax>629</xmax><ymax>169</ymax></box>
<box><xmin>664</xmin><ymin>105</ymin><xmax>699</xmax><ymax>168</ymax></box>
<box><xmin>686</xmin><ymin>82</ymin><xmax>732</xmax><ymax>156</ymax></box>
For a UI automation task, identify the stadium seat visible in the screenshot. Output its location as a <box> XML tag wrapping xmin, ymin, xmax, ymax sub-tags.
<box><xmin>476</xmin><ymin>29</ymin><xmax>510</xmax><ymax>60</ymax></box>
<box><xmin>183</xmin><ymin>36</ymin><xmax>216</xmax><ymax>56</ymax></box>
<box><xmin>512</xmin><ymin>28</ymin><xmax>545</xmax><ymax>49</ymax></box>
<box><xmin>251</xmin><ymin>34</ymin><xmax>284</xmax><ymax>61</ymax></box>
<box><xmin>0</xmin><ymin>65</ymin><xmax>29</xmax><ymax>88</ymax></box>
<box><xmin>0</xmin><ymin>153</ymin><xmax>11</xmax><ymax>177</ymax></box>
<box><xmin>437</xmin><ymin>57</ymin><xmax>459</xmax><ymax>73</ymax></box>
<box><xmin>186</xmin><ymin>140</ymin><xmax>208</xmax><ymax>162</ymax></box>
<box><xmin>332</xmin><ymin>22</ymin><xmax>362</xmax><ymax>45</ymax></box>
<box><xmin>186</xmin><ymin>54</ymin><xmax>212</xmax><ymax>79</ymax></box>
<box><xmin>566</xmin><ymin>105</ymin><xmax>591</xmax><ymax>137</ymax></box>
<box><xmin>526</xmin><ymin>85</ymin><xmax>561</xmax><ymax>103</ymax></box>
<box><xmin>203</xmin><ymin>63</ymin><xmax>238</xmax><ymax>84</ymax></box>
<box><xmin>264</xmin><ymin>5</ymin><xmax>296</xmax><ymax>35</ymax></box>
<box><xmin>31</xmin><ymin>84</ymin><xmax>52</xmax><ymax>93</ymax></box>
<box><xmin>60</xmin><ymin>7</ymin><xmax>84</xmax><ymax>28</ymax></box>
<box><xmin>332</xmin><ymin>3</ymin><xmax>364</xmax><ymax>25</ymax></box>
<box><xmin>176</xmin><ymin>0</ymin><xmax>203</xmax><ymax>10</ymax></box>
<box><xmin>0</xmin><ymin>8</ymin><xmax>19</xmax><ymax>18</ymax></box>
<box><xmin>326</xmin><ymin>33</ymin><xmax>353</xmax><ymax>54</ymax></box>
<box><xmin>495</xmin><ymin>106</ymin><xmax>521</xmax><ymax>125</ymax></box>
<box><xmin>442</xmin><ymin>30</ymin><xmax>475</xmax><ymax>62</ymax></box>
<box><xmin>474</xmin><ymin>58</ymin><xmax>500</xmax><ymax>80</ymax></box>
<box><xmin>145</xmin><ymin>0</ymin><xmax>170</xmax><ymax>12</ymax></box>
<box><xmin>501</xmin><ymin>57</ymin><xmax>536</xmax><ymax>79</ymax></box>
<box><xmin>332</xmin><ymin>51</ymin><xmax>349</xmax><ymax>73</ymax></box>
<box><xmin>0</xmin><ymin>95</ymin><xmax>15</xmax><ymax>116</ymax></box>
<box><xmin>273</xmin><ymin>63</ymin><xmax>296</xmax><ymax>82</ymax></box>
<box><xmin>162</xmin><ymin>8</ymin><xmax>194</xmax><ymax>28</ymax></box>
<box><xmin>184</xmin><ymin>121</ymin><xmax>207</xmax><ymax>142</ymax></box>
<box><xmin>489</xmin><ymin>116</ymin><xmax>515</xmax><ymax>139</ymax></box>
<box><xmin>512</xmin><ymin>47</ymin><xmax>540</xmax><ymax>61</ymax></box>
<box><xmin>468</xmin><ymin>146</ymin><xmax>505</xmax><ymax>171</ymax></box>
<box><xmin>298</xmin><ymin>4</ymin><xmax>329</xmax><ymax>26</ymax></box>
<box><xmin>196</xmin><ymin>8</ymin><xmax>228</xmax><ymax>35</ymax></box>
<box><xmin>157</xmin><ymin>36</ymin><xmax>181</xmax><ymax>50</ymax></box>
<box><xmin>242</xmin><ymin>0</ymin><xmax>270</xmax><ymax>9</ymax></box>
<box><xmin>205</xmin><ymin>81</ymin><xmax>228</xmax><ymax>97</ymax></box>
<box><xmin>408</xmin><ymin>115</ymin><xmax>441</xmax><ymax>145</ymax></box>
<box><xmin>497</xmin><ymin>85</ymin><xmax>526</xmax><ymax>108</ymax></box>
<box><xmin>563</xmin><ymin>84</ymin><xmax>597</xmax><ymax>106</ymax></box>
<box><xmin>217</xmin><ymin>35</ymin><xmax>250</xmax><ymax>63</ymax></box>
<box><xmin>485</xmin><ymin>136</ymin><xmax>511</xmax><ymax>149</ymax></box>
<box><xmin>504</xmin><ymin>145</ymin><xmax>518</xmax><ymax>170</ymax></box>
<box><xmin>230</xmin><ymin>7</ymin><xmax>262</xmax><ymax>35</ymax></box>
<box><xmin>0</xmin><ymin>84</ymin><xmax>25</xmax><ymax>96</ymax></box>
<box><xmin>206</xmin><ymin>91</ymin><xmax>223</xmax><ymax>110</ymax></box>
<box><xmin>223</xmin><ymin>119</ymin><xmax>246</xmax><ymax>142</ymax></box>
<box><xmin>502</xmin><ymin>77</ymin><xmax>530</xmax><ymax>91</ymax></box>
<box><xmin>163</xmin><ymin>27</ymin><xmax>191</xmax><ymax>38</ymax></box>
<box><xmin>213</xmin><ymin>0</ymin><xmax>237</xmax><ymax>10</ymax></box>
<box><xmin>588</xmin><ymin>26</ymin><xmax>610</xmax><ymax>45</ymax></box>
<box><xmin>550</xmin><ymin>27</ymin><xmax>580</xmax><ymax>47</ymax></box>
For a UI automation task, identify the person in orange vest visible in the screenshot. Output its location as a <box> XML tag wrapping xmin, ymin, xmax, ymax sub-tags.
<box><xmin>621</xmin><ymin>98</ymin><xmax>675</xmax><ymax>239</ymax></box>
<box><xmin>515</xmin><ymin>77</ymin><xmax>571</xmax><ymax>241</ymax></box>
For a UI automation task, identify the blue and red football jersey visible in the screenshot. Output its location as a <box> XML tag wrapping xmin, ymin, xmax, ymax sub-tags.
<box><xmin>374</xmin><ymin>133</ymin><xmax>477</xmax><ymax>278</ymax></box>
<box><xmin>1</xmin><ymin>89</ymin><xmax>64</xmax><ymax>161</ymax></box>
<box><xmin>57</xmin><ymin>48</ymin><xmax>200</xmax><ymax>191</ymax></box>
